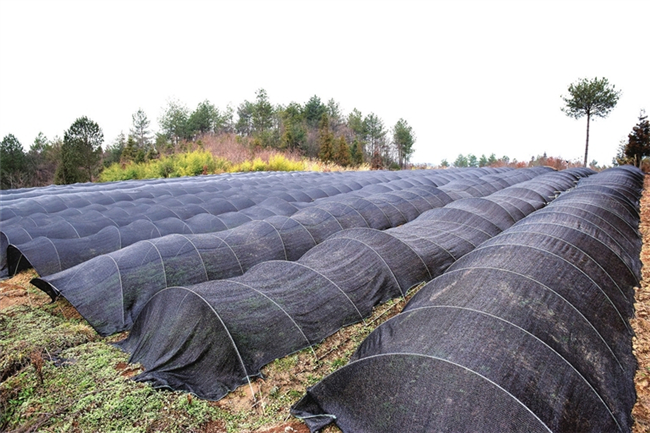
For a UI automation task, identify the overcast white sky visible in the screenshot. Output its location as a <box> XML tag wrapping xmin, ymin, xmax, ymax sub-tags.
<box><xmin>1</xmin><ymin>0</ymin><xmax>648</xmax><ymax>167</ymax></box>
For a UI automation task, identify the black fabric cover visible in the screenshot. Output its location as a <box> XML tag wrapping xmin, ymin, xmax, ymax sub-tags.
<box><xmin>33</xmin><ymin>169</ymin><xmax>552</xmax><ymax>335</ymax></box>
<box><xmin>291</xmin><ymin>165</ymin><xmax>643</xmax><ymax>433</ymax></box>
<box><xmin>4</xmin><ymin>169</ymin><xmax>499</xmax><ymax>278</ymax></box>
<box><xmin>117</xmin><ymin>168</ymin><xmax>591</xmax><ymax>402</ymax></box>
<box><xmin>31</xmin><ymin>168</ymin><xmax>550</xmax><ymax>336</ymax></box>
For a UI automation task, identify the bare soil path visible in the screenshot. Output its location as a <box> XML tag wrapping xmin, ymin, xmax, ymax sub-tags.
<box><xmin>632</xmin><ymin>174</ymin><xmax>650</xmax><ymax>433</ymax></box>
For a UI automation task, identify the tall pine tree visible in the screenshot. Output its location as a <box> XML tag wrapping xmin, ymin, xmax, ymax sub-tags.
<box><xmin>350</xmin><ymin>138</ymin><xmax>363</xmax><ymax>166</ymax></box>
<box><xmin>335</xmin><ymin>135</ymin><xmax>351</xmax><ymax>167</ymax></box>
<box><xmin>318</xmin><ymin>114</ymin><xmax>334</xmax><ymax>163</ymax></box>
<box><xmin>392</xmin><ymin>118</ymin><xmax>415</xmax><ymax>168</ymax></box>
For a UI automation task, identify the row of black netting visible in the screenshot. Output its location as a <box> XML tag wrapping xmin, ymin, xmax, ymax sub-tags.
<box><xmin>291</xmin><ymin>165</ymin><xmax>644</xmax><ymax>433</ymax></box>
<box><xmin>0</xmin><ymin>169</ymin><xmax>433</xmax><ymax>217</ymax></box>
<box><xmin>2</xmin><ymin>168</ymin><xmax>511</xmax><ymax>279</ymax></box>
<box><xmin>30</xmin><ymin>166</ymin><xmax>559</xmax><ymax>336</ymax></box>
<box><xmin>0</xmin><ymin>168</ymin><xmax>513</xmax><ymax>276</ymax></box>
<box><xmin>116</xmin><ymin>167</ymin><xmax>594</xmax><ymax>403</ymax></box>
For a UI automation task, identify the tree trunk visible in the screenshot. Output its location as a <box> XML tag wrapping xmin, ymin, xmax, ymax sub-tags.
<box><xmin>583</xmin><ymin>113</ymin><xmax>591</xmax><ymax>167</ymax></box>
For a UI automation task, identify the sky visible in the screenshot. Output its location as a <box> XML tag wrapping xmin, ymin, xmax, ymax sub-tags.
<box><xmin>0</xmin><ymin>0</ymin><xmax>648</xmax><ymax>167</ymax></box>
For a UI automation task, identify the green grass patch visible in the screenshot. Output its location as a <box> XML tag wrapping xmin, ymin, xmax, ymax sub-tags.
<box><xmin>1</xmin><ymin>341</ymin><xmax>218</xmax><ymax>432</ymax></box>
<box><xmin>0</xmin><ymin>299</ymin><xmax>218</xmax><ymax>433</ymax></box>
<box><xmin>0</xmin><ymin>305</ymin><xmax>96</xmax><ymax>383</ymax></box>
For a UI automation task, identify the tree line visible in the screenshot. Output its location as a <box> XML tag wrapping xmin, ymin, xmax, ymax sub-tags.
<box><xmin>0</xmin><ymin>89</ymin><xmax>417</xmax><ymax>189</ymax></box>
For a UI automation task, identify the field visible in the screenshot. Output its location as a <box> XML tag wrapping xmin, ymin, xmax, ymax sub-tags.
<box><xmin>1</xmin><ymin>172</ymin><xmax>648</xmax><ymax>432</ymax></box>
<box><xmin>1</xmin><ymin>265</ymin><xmax>423</xmax><ymax>432</ymax></box>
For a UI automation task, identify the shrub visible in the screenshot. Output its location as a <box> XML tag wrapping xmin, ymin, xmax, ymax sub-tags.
<box><xmin>99</xmin><ymin>150</ymin><xmax>363</xmax><ymax>183</ymax></box>
<box><xmin>174</xmin><ymin>151</ymin><xmax>216</xmax><ymax>177</ymax></box>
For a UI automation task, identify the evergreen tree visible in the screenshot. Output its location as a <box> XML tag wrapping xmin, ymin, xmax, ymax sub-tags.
<box><xmin>327</xmin><ymin>98</ymin><xmax>343</xmax><ymax>130</ymax></box>
<box><xmin>30</xmin><ymin>132</ymin><xmax>49</xmax><ymax>154</ymax></box>
<box><xmin>27</xmin><ymin>133</ymin><xmax>57</xmax><ymax>186</ymax></box>
<box><xmin>252</xmin><ymin>89</ymin><xmax>275</xmax><ymax>136</ymax></box>
<box><xmin>304</xmin><ymin>95</ymin><xmax>328</xmax><ymax>128</ymax></box>
<box><xmin>350</xmin><ymin>138</ymin><xmax>363</xmax><ymax>166</ymax></box>
<box><xmin>623</xmin><ymin>110</ymin><xmax>650</xmax><ymax>167</ymax></box>
<box><xmin>347</xmin><ymin>108</ymin><xmax>365</xmax><ymax>138</ymax></box>
<box><xmin>188</xmin><ymin>100</ymin><xmax>220</xmax><ymax>137</ymax></box>
<box><xmin>0</xmin><ymin>134</ymin><xmax>26</xmax><ymax>189</ymax></box>
<box><xmin>221</xmin><ymin>104</ymin><xmax>235</xmax><ymax>133</ymax></box>
<box><xmin>159</xmin><ymin>99</ymin><xmax>190</xmax><ymax>146</ymax></box>
<box><xmin>56</xmin><ymin>116</ymin><xmax>103</xmax><ymax>184</ymax></box>
<box><xmin>561</xmin><ymin>77</ymin><xmax>621</xmax><ymax>166</ymax></box>
<box><xmin>280</xmin><ymin>102</ymin><xmax>306</xmax><ymax>152</ymax></box>
<box><xmin>363</xmin><ymin>113</ymin><xmax>386</xmax><ymax>163</ymax></box>
<box><xmin>318</xmin><ymin>114</ymin><xmax>334</xmax><ymax>163</ymax></box>
<box><xmin>121</xmin><ymin>135</ymin><xmax>141</xmax><ymax>163</ymax></box>
<box><xmin>130</xmin><ymin>109</ymin><xmax>152</xmax><ymax>151</ymax></box>
<box><xmin>392</xmin><ymin>118</ymin><xmax>415</xmax><ymax>168</ymax></box>
<box><xmin>614</xmin><ymin>139</ymin><xmax>630</xmax><ymax>166</ymax></box>
<box><xmin>104</xmin><ymin>132</ymin><xmax>125</xmax><ymax>166</ymax></box>
<box><xmin>236</xmin><ymin>101</ymin><xmax>254</xmax><ymax>136</ymax></box>
<box><xmin>453</xmin><ymin>154</ymin><xmax>469</xmax><ymax>167</ymax></box>
<box><xmin>335</xmin><ymin>135</ymin><xmax>351</xmax><ymax>167</ymax></box>
<box><xmin>347</xmin><ymin>109</ymin><xmax>366</xmax><ymax>159</ymax></box>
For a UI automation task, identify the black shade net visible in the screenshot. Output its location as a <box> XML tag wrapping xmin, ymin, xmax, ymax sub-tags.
<box><xmin>116</xmin><ymin>167</ymin><xmax>592</xmax><ymax>402</ymax></box>
<box><xmin>29</xmin><ymin>168</ymin><xmax>548</xmax><ymax>336</ymax></box>
<box><xmin>2</xmin><ymin>169</ymin><xmax>500</xmax><ymax>278</ymax></box>
<box><xmin>291</xmin><ymin>165</ymin><xmax>643</xmax><ymax>433</ymax></box>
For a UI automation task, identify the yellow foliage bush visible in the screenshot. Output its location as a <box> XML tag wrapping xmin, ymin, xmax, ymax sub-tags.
<box><xmin>174</xmin><ymin>151</ymin><xmax>217</xmax><ymax>177</ymax></box>
<box><xmin>99</xmin><ymin>151</ymin><xmax>363</xmax><ymax>183</ymax></box>
<box><xmin>230</xmin><ymin>155</ymin><xmax>305</xmax><ymax>173</ymax></box>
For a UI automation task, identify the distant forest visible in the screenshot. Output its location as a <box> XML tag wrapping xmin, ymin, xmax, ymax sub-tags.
<box><xmin>2</xmin><ymin>89</ymin><xmax>646</xmax><ymax>190</ymax></box>
<box><xmin>0</xmin><ymin>90</ymin><xmax>417</xmax><ymax>189</ymax></box>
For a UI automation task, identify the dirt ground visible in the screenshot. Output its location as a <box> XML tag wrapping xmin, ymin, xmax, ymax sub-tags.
<box><xmin>632</xmin><ymin>174</ymin><xmax>650</xmax><ymax>433</ymax></box>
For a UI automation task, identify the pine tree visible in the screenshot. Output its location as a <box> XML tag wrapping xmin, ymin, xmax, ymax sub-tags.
<box><xmin>363</xmin><ymin>113</ymin><xmax>386</xmax><ymax>161</ymax></box>
<box><xmin>159</xmin><ymin>99</ymin><xmax>190</xmax><ymax>146</ymax></box>
<box><xmin>350</xmin><ymin>138</ymin><xmax>363</xmax><ymax>166</ymax></box>
<box><xmin>130</xmin><ymin>109</ymin><xmax>152</xmax><ymax>152</ymax></box>
<box><xmin>392</xmin><ymin>118</ymin><xmax>415</xmax><ymax>168</ymax></box>
<box><xmin>561</xmin><ymin>77</ymin><xmax>621</xmax><ymax>166</ymax></box>
<box><xmin>624</xmin><ymin>110</ymin><xmax>650</xmax><ymax>167</ymax></box>
<box><xmin>0</xmin><ymin>134</ymin><xmax>26</xmax><ymax>189</ymax></box>
<box><xmin>104</xmin><ymin>132</ymin><xmax>125</xmax><ymax>167</ymax></box>
<box><xmin>56</xmin><ymin>116</ymin><xmax>103</xmax><ymax>184</ymax></box>
<box><xmin>280</xmin><ymin>102</ymin><xmax>306</xmax><ymax>152</ymax></box>
<box><xmin>335</xmin><ymin>135</ymin><xmax>351</xmax><ymax>167</ymax></box>
<box><xmin>121</xmin><ymin>135</ymin><xmax>138</xmax><ymax>163</ymax></box>
<box><xmin>304</xmin><ymin>95</ymin><xmax>327</xmax><ymax>128</ymax></box>
<box><xmin>318</xmin><ymin>114</ymin><xmax>334</xmax><ymax>163</ymax></box>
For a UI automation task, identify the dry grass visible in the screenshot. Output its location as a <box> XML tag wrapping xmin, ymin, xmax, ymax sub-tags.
<box><xmin>198</xmin><ymin>133</ymin><xmax>253</xmax><ymax>165</ymax></box>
